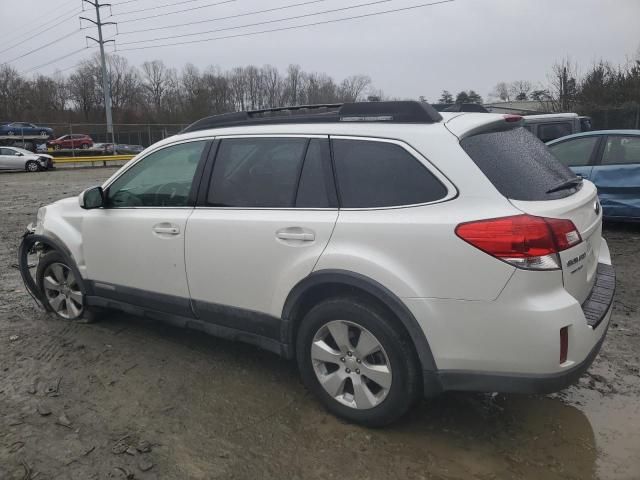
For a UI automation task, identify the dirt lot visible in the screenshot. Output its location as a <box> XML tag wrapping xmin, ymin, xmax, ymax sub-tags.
<box><xmin>1</xmin><ymin>167</ymin><xmax>639</xmax><ymax>480</ymax></box>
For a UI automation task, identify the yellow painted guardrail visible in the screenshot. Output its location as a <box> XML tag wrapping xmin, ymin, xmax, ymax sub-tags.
<box><xmin>53</xmin><ymin>155</ymin><xmax>135</xmax><ymax>164</ymax></box>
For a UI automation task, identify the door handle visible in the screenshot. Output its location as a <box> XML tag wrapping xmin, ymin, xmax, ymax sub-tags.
<box><xmin>153</xmin><ymin>223</ymin><xmax>180</xmax><ymax>235</ymax></box>
<box><xmin>276</xmin><ymin>228</ymin><xmax>315</xmax><ymax>242</ymax></box>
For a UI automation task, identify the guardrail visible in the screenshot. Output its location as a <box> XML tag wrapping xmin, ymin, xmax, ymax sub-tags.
<box><xmin>53</xmin><ymin>155</ymin><xmax>135</xmax><ymax>165</ymax></box>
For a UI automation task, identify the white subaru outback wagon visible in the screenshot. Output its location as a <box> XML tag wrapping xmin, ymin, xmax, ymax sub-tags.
<box><xmin>19</xmin><ymin>102</ymin><xmax>615</xmax><ymax>426</ymax></box>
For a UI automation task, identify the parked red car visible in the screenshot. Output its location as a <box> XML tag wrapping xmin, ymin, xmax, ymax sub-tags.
<box><xmin>47</xmin><ymin>134</ymin><xmax>93</xmax><ymax>150</ymax></box>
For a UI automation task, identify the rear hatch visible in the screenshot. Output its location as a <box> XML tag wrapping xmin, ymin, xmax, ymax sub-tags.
<box><xmin>455</xmin><ymin>121</ymin><xmax>601</xmax><ymax>304</ymax></box>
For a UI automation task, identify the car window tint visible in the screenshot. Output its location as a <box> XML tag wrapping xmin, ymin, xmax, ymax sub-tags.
<box><xmin>296</xmin><ymin>139</ymin><xmax>334</xmax><ymax>208</ymax></box>
<box><xmin>538</xmin><ymin>122</ymin><xmax>573</xmax><ymax>142</ymax></box>
<box><xmin>207</xmin><ymin>138</ymin><xmax>307</xmax><ymax>208</ymax></box>
<box><xmin>107</xmin><ymin>140</ymin><xmax>206</xmax><ymax>208</ymax></box>
<box><xmin>548</xmin><ymin>137</ymin><xmax>598</xmax><ymax>167</ymax></box>
<box><xmin>461</xmin><ymin>127</ymin><xmax>578</xmax><ymax>201</ymax></box>
<box><xmin>602</xmin><ymin>136</ymin><xmax>640</xmax><ymax>165</ymax></box>
<box><xmin>332</xmin><ymin>139</ymin><xmax>447</xmax><ymax>208</ymax></box>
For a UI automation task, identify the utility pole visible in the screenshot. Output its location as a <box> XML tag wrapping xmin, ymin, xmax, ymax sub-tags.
<box><xmin>81</xmin><ymin>0</ymin><xmax>116</xmax><ymax>149</ymax></box>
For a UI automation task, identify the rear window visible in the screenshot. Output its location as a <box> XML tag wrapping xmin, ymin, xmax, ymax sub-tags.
<box><xmin>460</xmin><ymin>127</ymin><xmax>579</xmax><ymax>201</ymax></box>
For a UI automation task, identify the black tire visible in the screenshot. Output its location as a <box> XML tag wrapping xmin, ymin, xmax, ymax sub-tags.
<box><xmin>25</xmin><ymin>160</ymin><xmax>40</xmax><ymax>172</ymax></box>
<box><xmin>81</xmin><ymin>143</ymin><xmax>90</xmax><ymax>149</ymax></box>
<box><xmin>54</xmin><ymin>144</ymin><xmax>61</xmax><ymax>150</ymax></box>
<box><xmin>36</xmin><ymin>250</ymin><xmax>99</xmax><ymax>323</ymax></box>
<box><xmin>296</xmin><ymin>296</ymin><xmax>421</xmax><ymax>427</ymax></box>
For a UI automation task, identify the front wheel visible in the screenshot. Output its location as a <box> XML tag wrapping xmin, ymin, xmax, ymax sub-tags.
<box><xmin>36</xmin><ymin>251</ymin><xmax>97</xmax><ymax>322</ymax></box>
<box><xmin>25</xmin><ymin>160</ymin><xmax>40</xmax><ymax>172</ymax></box>
<box><xmin>296</xmin><ymin>297</ymin><xmax>421</xmax><ymax>427</ymax></box>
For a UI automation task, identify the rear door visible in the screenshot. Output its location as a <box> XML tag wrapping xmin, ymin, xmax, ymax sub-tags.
<box><xmin>547</xmin><ymin>135</ymin><xmax>601</xmax><ymax>180</ymax></box>
<box><xmin>590</xmin><ymin>134</ymin><xmax>640</xmax><ymax>220</ymax></box>
<box><xmin>185</xmin><ymin>136</ymin><xmax>339</xmax><ymax>333</ymax></box>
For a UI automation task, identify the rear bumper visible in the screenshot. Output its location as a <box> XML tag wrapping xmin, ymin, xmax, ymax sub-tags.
<box><xmin>431</xmin><ymin>306</ymin><xmax>611</xmax><ymax>394</ymax></box>
<box><xmin>409</xmin><ymin>257</ymin><xmax>615</xmax><ymax>396</ymax></box>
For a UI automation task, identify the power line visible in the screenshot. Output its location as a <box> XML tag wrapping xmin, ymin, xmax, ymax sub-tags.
<box><xmin>112</xmin><ymin>0</ymin><xmax>212</xmax><ymax>16</ymax></box>
<box><xmin>0</xmin><ymin>8</ymin><xmax>81</xmax><ymax>56</ymax></box>
<box><xmin>118</xmin><ymin>0</ymin><xmax>331</xmax><ymax>36</ymax></box>
<box><xmin>117</xmin><ymin>0</ymin><xmax>454</xmax><ymax>52</ymax></box>
<box><xmin>21</xmin><ymin>47</ymin><xmax>89</xmax><ymax>75</ymax></box>
<box><xmin>116</xmin><ymin>0</ymin><xmax>236</xmax><ymax>24</ymax></box>
<box><xmin>0</xmin><ymin>0</ymin><xmax>77</xmax><ymax>43</ymax></box>
<box><xmin>118</xmin><ymin>0</ymin><xmax>392</xmax><ymax>46</ymax></box>
<box><xmin>2</xmin><ymin>30</ymin><xmax>81</xmax><ymax>66</ymax></box>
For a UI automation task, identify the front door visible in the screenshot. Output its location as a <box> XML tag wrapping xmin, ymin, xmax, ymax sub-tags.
<box><xmin>0</xmin><ymin>147</ymin><xmax>24</xmax><ymax>169</ymax></box>
<box><xmin>185</xmin><ymin>136</ymin><xmax>339</xmax><ymax>336</ymax></box>
<box><xmin>547</xmin><ymin>135</ymin><xmax>600</xmax><ymax>180</ymax></box>
<box><xmin>83</xmin><ymin>139</ymin><xmax>210</xmax><ymax>315</ymax></box>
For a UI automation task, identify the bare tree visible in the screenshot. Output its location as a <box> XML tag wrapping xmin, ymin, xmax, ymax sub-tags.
<box><xmin>548</xmin><ymin>57</ymin><xmax>579</xmax><ymax>112</ymax></box>
<box><xmin>141</xmin><ymin>60</ymin><xmax>174</xmax><ymax>113</ymax></box>
<box><xmin>509</xmin><ymin>80</ymin><xmax>532</xmax><ymax>101</ymax></box>
<box><xmin>339</xmin><ymin>74</ymin><xmax>371</xmax><ymax>102</ymax></box>
<box><xmin>491</xmin><ymin>82</ymin><xmax>510</xmax><ymax>102</ymax></box>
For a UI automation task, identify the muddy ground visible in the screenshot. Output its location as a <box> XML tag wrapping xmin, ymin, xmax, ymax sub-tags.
<box><xmin>1</xmin><ymin>167</ymin><xmax>639</xmax><ymax>480</ymax></box>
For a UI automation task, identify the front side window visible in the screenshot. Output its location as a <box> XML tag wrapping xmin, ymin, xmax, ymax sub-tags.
<box><xmin>332</xmin><ymin>139</ymin><xmax>448</xmax><ymax>208</ymax></box>
<box><xmin>548</xmin><ymin>137</ymin><xmax>598</xmax><ymax>167</ymax></box>
<box><xmin>602</xmin><ymin>136</ymin><xmax>640</xmax><ymax>165</ymax></box>
<box><xmin>207</xmin><ymin>137</ymin><xmax>307</xmax><ymax>208</ymax></box>
<box><xmin>107</xmin><ymin>140</ymin><xmax>206</xmax><ymax>207</ymax></box>
<box><xmin>538</xmin><ymin>122</ymin><xmax>573</xmax><ymax>142</ymax></box>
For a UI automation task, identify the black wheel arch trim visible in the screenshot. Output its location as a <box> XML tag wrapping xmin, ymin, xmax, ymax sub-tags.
<box><xmin>18</xmin><ymin>232</ymin><xmax>93</xmax><ymax>307</ymax></box>
<box><xmin>282</xmin><ymin>269</ymin><xmax>439</xmax><ymax>376</ymax></box>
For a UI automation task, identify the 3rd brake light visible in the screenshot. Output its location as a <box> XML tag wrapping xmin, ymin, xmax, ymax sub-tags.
<box><xmin>455</xmin><ymin>214</ymin><xmax>582</xmax><ymax>270</ymax></box>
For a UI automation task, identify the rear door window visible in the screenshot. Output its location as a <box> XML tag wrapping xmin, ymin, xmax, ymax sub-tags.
<box><xmin>601</xmin><ymin>136</ymin><xmax>640</xmax><ymax>165</ymax></box>
<box><xmin>538</xmin><ymin>122</ymin><xmax>573</xmax><ymax>142</ymax></box>
<box><xmin>548</xmin><ymin>137</ymin><xmax>599</xmax><ymax>167</ymax></box>
<box><xmin>332</xmin><ymin>139</ymin><xmax>447</xmax><ymax>208</ymax></box>
<box><xmin>460</xmin><ymin>127</ymin><xmax>579</xmax><ymax>200</ymax></box>
<box><xmin>207</xmin><ymin>137</ymin><xmax>307</xmax><ymax>208</ymax></box>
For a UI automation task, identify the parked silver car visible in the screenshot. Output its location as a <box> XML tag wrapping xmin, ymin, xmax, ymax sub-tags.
<box><xmin>0</xmin><ymin>146</ymin><xmax>53</xmax><ymax>172</ymax></box>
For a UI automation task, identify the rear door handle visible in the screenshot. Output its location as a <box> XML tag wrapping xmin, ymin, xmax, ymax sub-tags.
<box><xmin>276</xmin><ymin>228</ymin><xmax>315</xmax><ymax>242</ymax></box>
<box><xmin>153</xmin><ymin>223</ymin><xmax>180</xmax><ymax>235</ymax></box>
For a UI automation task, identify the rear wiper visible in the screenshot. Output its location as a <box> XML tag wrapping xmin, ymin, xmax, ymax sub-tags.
<box><xmin>546</xmin><ymin>177</ymin><xmax>583</xmax><ymax>194</ymax></box>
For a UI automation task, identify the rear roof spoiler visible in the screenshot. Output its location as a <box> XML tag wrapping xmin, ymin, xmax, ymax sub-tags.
<box><xmin>444</xmin><ymin>113</ymin><xmax>523</xmax><ymax>139</ymax></box>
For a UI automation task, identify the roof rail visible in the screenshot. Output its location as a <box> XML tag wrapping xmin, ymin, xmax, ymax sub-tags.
<box><xmin>181</xmin><ymin>101</ymin><xmax>443</xmax><ymax>133</ymax></box>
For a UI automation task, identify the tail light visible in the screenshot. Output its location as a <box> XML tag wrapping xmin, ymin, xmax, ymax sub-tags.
<box><xmin>455</xmin><ymin>214</ymin><xmax>582</xmax><ymax>270</ymax></box>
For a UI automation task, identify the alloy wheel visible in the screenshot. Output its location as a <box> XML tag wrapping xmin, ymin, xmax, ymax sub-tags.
<box><xmin>42</xmin><ymin>262</ymin><xmax>83</xmax><ymax>319</ymax></box>
<box><xmin>311</xmin><ymin>320</ymin><xmax>392</xmax><ymax>410</ymax></box>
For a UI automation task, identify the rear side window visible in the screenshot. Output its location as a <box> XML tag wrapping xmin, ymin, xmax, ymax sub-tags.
<box><xmin>602</xmin><ymin>136</ymin><xmax>640</xmax><ymax>165</ymax></box>
<box><xmin>460</xmin><ymin>127</ymin><xmax>578</xmax><ymax>201</ymax></box>
<box><xmin>548</xmin><ymin>137</ymin><xmax>598</xmax><ymax>167</ymax></box>
<box><xmin>332</xmin><ymin>139</ymin><xmax>447</xmax><ymax>208</ymax></box>
<box><xmin>537</xmin><ymin>122</ymin><xmax>573</xmax><ymax>142</ymax></box>
<box><xmin>207</xmin><ymin>138</ymin><xmax>307</xmax><ymax>208</ymax></box>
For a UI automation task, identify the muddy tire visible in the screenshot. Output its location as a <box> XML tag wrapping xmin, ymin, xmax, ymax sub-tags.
<box><xmin>296</xmin><ymin>296</ymin><xmax>421</xmax><ymax>427</ymax></box>
<box><xmin>36</xmin><ymin>250</ymin><xmax>99</xmax><ymax>323</ymax></box>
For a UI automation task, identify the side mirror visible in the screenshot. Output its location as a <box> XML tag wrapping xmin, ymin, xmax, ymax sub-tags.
<box><xmin>16</xmin><ymin>152</ymin><xmax>23</xmax><ymax>156</ymax></box>
<box><xmin>79</xmin><ymin>186</ymin><xmax>104</xmax><ymax>209</ymax></box>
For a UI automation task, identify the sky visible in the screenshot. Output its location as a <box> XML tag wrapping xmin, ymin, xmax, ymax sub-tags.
<box><xmin>1</xmin><ymin>0</ymin><xmax>639</xmax><ymax>102</ymax></box>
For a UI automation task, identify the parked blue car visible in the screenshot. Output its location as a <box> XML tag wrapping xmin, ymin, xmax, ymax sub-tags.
<box><xmin>0</xmin><ymin>122</ymin><xmax>54</xmax><ymax>137</ymax></box>
<box><xmin>547</xmin><ymin>130</ymin><xmax>640</xmax><ymax>221</ymax></box>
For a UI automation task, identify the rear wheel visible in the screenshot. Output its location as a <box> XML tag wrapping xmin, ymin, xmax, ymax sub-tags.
<box><xmin>25</xmin><ymin>160</ymin><xmax>40</xmax><ymax>172</ymax></box>
<box><xmin>36</xmin><ymin>251</ymin><xmax>98</xmax><ymax>323</ymax></box>
<box><xmin>81</xmin><ymin>143</ymin><xmax>90</xmax><ymax>149</ymax></box>
<box><xmin>54</xmin><ymin>144</ymin><xmax>61</xmax><ymax>150</ymax></box>
<box><xmin>296</xmin><ymin>297</ymin><xmax>421</xmax><ymax>427</ymax></box>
